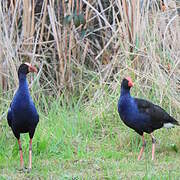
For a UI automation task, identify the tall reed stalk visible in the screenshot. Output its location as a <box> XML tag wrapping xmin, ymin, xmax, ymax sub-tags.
<box><xmin>0</xmin><ymin>0</ymin><xmax>179</xmax><ymax>108</ymax></box>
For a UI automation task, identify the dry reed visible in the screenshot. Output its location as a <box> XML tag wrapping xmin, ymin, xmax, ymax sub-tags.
<box><xmin>0</xmin><ymin>0</ymin><xmax>179</xmax><ymax>110</ymax></box>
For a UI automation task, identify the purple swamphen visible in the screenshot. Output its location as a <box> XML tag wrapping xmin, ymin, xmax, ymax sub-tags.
<box><xmin>7</xmin><ymin>63</ymin><xmax>39</xmax><ymax>170</ymax></box>
<box><xmin>118</xmin><ymin>77</ymin><xmax>179</xmax><ymax>160</ymax></box>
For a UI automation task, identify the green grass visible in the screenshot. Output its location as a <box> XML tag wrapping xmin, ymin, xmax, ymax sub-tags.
<box><xmin>0</xmin><ymin>95</ymin><xmax>180</xmax><ymax>179</ymax></box>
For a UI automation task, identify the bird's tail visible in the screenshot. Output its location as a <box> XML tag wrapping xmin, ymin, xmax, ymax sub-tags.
<box><xmin>163</xmin><ymin>117</ymin><xmax>179</xmax><ymax>129</ymax></box>
<box><xmin>170</xmin><ymin>117</ymin><xmax>179</xmax><ymax>126</ymax></box>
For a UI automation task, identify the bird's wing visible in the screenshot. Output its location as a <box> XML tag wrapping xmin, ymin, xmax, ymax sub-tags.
<box><xmin>7</xmin><ymin>104</ymin><xmax>12</xmax><ymax>127</ymax></box>
<box><xmin>134</xmin><ymin>98</ymin><xmax>179</xmax><ymax>125</ymax></box>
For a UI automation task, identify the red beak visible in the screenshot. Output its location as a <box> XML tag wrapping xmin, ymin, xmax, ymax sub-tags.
<box><xmin>126</xmin><ymin>77</ymin><xmax>133</xmax><ymax>87</ymax></box>
<box><xmin>29</xmin><ymin>66</ymin><xmax>37</xmax><ymax>73</ymax></box>
<box><xmin>25</xmin><ymin>62</ymin><xmax>37</xmax><ymax>73</ymax></box>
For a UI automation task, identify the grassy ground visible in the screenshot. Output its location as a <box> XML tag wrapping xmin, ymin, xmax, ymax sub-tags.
<box><xmin>0</xmin><ymin>93</ymin><xmax>180</xmax><ymax>179</ymax></box>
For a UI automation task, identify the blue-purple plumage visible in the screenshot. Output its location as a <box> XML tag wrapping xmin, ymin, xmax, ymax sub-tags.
<box><xmin>7</xmin><ymin>63</ymin><xmax>39</xmax><ymax>169</ymax></box>
<box><xmin>118</xmin><ymin>78</ymin><xmax>179</xmax><ymax>135</ymax></box>
<box><xmin>117</xmin><ymin>77</ymin><xmax>179</xmax><ymax>160</ymax></box>
<box><xmin>7</xmin><ymin>64</ymin><xmax>39</xmax><ymax>139</ymax></box>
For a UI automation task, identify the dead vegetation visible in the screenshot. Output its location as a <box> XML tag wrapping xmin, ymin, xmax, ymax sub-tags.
<box><xmin>0</xmin><ymin>0</ymin><xmax>179</xmax><ymax>106</ymax></box>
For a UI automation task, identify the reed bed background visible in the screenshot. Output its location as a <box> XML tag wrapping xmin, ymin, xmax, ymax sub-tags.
<box><xmin>0</xmin><ymin>0</ymin><xmax>179</xmax><ymax>102</ymax></box>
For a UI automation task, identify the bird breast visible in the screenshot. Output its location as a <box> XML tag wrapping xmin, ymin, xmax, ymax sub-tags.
<box><xmin>118</xmin><ymin>97</ymin><xmax>138</xmax><ymax>121</ymax></box>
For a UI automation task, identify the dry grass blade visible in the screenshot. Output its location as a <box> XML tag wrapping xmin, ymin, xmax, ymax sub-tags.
<box><xmin>0</xmin><ymin>0</ymin><xmax>178</xmax><ymax>112</ymax></box>
<box><xmin>47</xmin><ymin>3</ymin><xmax>64</xmax><ymax>85</ymax></box>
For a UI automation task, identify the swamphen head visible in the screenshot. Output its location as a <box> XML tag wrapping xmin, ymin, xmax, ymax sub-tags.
<box><xmin>121</xmin><ymin>77</ymin><xmax>133</xmax><ymax>91</ymax></box>
<box><xmin>18</xmin><ymin>63</ymin><xmax>37</xmax><ymax>77</ymax></box>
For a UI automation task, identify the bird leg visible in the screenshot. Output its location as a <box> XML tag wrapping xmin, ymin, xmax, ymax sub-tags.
<box><xmin>151</xmin><ymin>133</ymin><xmax>156</xmax><ymax>160</ymax></box>
<box><xmin>18</xmin><ymin>139</ymin><xmax>24</xmax><ymax>169</ymax></box>
<box><xmin>138</xmin><ymin>134</ymin><xmax>146</xmax><ymax>160</ymax></box>
<box><xmin>29</xmin><ymin>139</ymin><xmax>32</xmax><ymax>170</ymax></box>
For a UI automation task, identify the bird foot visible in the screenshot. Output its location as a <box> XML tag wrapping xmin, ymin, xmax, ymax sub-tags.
<box><xmin>23</xmin><ymin>167</ymin><xmax>32</xmax><ymax>173</ymax></box>
<box><xmin>17</xmin><ymin>168</ymin><xmax>24</xmax><ymax>172</ymax></box>
<box><xmin>17</xmin><ymin>167</ymin><xmax>32</xmax><ymax>173</ymax></box>
<box><xmin>27</xmin><ymin>167</ymin><xmax>32</xmax><ymax>173</ymax></box>
<box><xmin>17</xmin><ymin>167</ymin><xmax>26</xmax><ymax>172</ymax></box>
